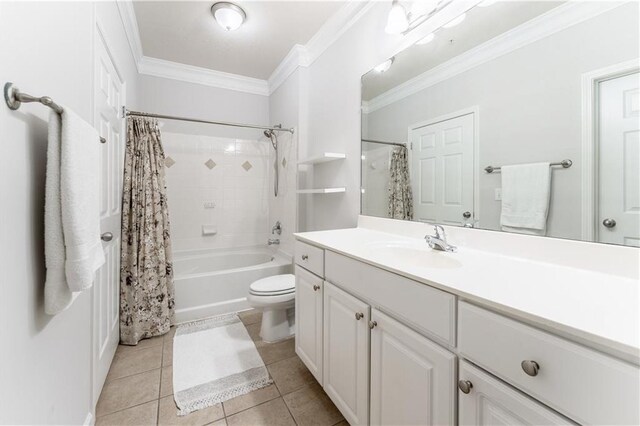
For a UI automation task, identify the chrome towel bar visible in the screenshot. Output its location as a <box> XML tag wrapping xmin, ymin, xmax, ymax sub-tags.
<box><xmin>4</xmin><ymin>82</ymin><xmax>106</xmax><ymax>144</ymax></box>
<box><xmin>484</xmin><ymin>159</ymin><xmax>572</xmax><ymax>174</ymax></box>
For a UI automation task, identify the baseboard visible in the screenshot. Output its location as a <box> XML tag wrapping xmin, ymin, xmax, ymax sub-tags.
<box><xmin>83</xmin><ymin>412</ymin><xmax>94</xmax><ymax>426</ymax></box>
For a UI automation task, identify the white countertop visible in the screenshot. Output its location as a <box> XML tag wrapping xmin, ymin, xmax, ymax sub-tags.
<box><xmin>295</xmin><ymin>226</ymin><xmax>640</xmax><ymax>364</ymax></box>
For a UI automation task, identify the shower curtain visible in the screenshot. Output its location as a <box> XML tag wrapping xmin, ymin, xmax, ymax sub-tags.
<box><xmin>120</xmin><ymin>117</ymin><xmax>175</xmax><ymax>345</ymax></box>
<box><xmin>388</xmin><ymin>146</ymin><xmax>414</xmax><ymax>220</ymax></box>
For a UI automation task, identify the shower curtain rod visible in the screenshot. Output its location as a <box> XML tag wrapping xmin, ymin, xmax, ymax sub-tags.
<box><xmin>362</xmin><ymin>138</ymin><xmax>406</xmax><ymax>147</ymax></box>
<box><xmin>125</xmin><ymin>109</ymin><xmax>294</xmax><ymax>134</ymax></box>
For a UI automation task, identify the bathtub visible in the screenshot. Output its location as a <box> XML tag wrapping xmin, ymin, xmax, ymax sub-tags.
<box><xmin>173</xmin><ymin>246</ymin><xmax>292</xmax><ymax>323</ymax></box>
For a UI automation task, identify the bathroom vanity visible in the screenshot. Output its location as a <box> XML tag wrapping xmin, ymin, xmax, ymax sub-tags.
<box><xmin>293</xmin><ymin>217</ymin><xmax>639</xmax><ymax>425</ymax></box>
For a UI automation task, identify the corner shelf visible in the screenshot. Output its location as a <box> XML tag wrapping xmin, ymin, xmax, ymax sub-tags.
<box><xmin>296</xmin><ymin>187</ymin><xmax>346</xmax><ymax>194</ymax></box>
<box><xmin>297</xmin><ymin>152</ymin><xmax>346</xmax><ymax>165</ymax></box>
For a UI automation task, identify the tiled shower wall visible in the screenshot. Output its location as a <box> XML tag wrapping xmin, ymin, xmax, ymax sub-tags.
<box><xmin>163</xmin><ymin>132</ymin><xmax>270</xmax><ymax>252</ymax></box>
<box><xmin>268</xmin><ymin>131</ymin><xmax>297</xmax><ymax>257</ymax></box>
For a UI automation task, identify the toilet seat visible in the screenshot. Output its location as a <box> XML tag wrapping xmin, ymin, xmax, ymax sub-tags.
<box><xmin>249</xmin><ymin>274</ymin><xmax>295</xmax><ymax>296</ymax></box>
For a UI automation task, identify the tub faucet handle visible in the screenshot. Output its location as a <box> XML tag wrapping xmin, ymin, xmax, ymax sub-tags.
<box><xmin>272</xmin><ymin>221</ymin><xmax>282</xmax><ymax>235</ymax></box>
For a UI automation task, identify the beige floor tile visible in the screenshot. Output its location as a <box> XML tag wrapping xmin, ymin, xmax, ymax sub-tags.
<box><xmin>163</xmin><ymin>339</ymin><xmax>173</xmax><ymax>366</ymax></box>
<box><xmin>257</xmin><ymin>338</ymin><xmax>295</xmax><ymax>365</ymax></box>
<box><xmin>116</xmin><ymin>335</ymin><xmax>165</xmax><ymax>355</ymax></box>
<box><xmin>238</xmin><ymin>309</ymin><xmax>262</xmax><ymax>326</ymax></box>
<box><xmin>161</xmin><ymin>366</ymin><xmax>173</xmax><ymax>397</ymax></box>
<box><xmin>223</xmin><ymin>384</ymin><xmax>280</xmax><ymax>416</ymax></box>
<box><xmin>164</xmin><ymin>326</ymin><xmax>177</xmax><ymax>342</ymax></box>
<box><xmin>226</xmin><ymin>398</ymin><xmax>295</xmax><ymax>426</ymax></box>
<box><xmin>332</xmin><ymin>420</ymin><xmax>350</xmax><ymax>426</ymax></box>
<box><xmin>245</xmin><ymin>323</ymin><xmax>264</xmax><ymax>346</ymax></box>
<box><xmin>208</xmin><ymin>419</ymin><xmax>227</xmax><ymax>426</ymax></box>
<box><xmin>107</xmin><ymin>345</ymin><xmax>163</xmax><ymax>381</ymax></box>
<box><xmin>95</xmin><ymin>400</ymin><xmax>158</xmax><ymax>426</ymax></box>
<box><xmin>96</xmin><ymin>369</ymin><xmax>161</xmax><ymax>417</ymax></box>
<box><xmin>267</xmin><ymin>356</ymin><xmax>316</xmax><ymax>395</ymax></box>
<box><xmin>158</xmin><ymin>396</ymin><xmax>224</xmax><ymax>426</ymax></box>
<box><xmin>283</xmin><ymin>382</ymin><xmax>344</xmax><ymax>426</ymax></box>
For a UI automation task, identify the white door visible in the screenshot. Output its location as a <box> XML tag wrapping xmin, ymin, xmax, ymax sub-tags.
<box><xmin>410</xmin><ymin>113</ymin><xmax>474</xmax><ymax>226</ymax></box>
<box><xmin>294</xmin><ymin>265</ymin><xmax>323</xmax><ymax>384</ymax></box>
<box><xmin>369</xmin><ymin>309</ymin><xmax>456</xmax><ymax>426</ymax></box>
<box><xmin>458</xmin><ymin>360</ymin><xmax>574</xmax><ymax>425</ymax></box>
<box><xmin>598</xmin><ymin>72</ymin><xmax>640</xmax><ymax>246</ymax></box>
<box><xmin>323</xmin><ymin>282</ymin><xmax>370</xmax><ymax>425</ymax></box>
<box><xmin>92</xmin><ymin>26</ymin><xmax>125</xmax><ymax>405</ymax></box>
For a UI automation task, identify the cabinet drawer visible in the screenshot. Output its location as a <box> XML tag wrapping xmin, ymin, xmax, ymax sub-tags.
<box><xmin>295</xmin><ymin>240</ymin><xmax>324</xmax><ymax>277</ymax></box>
<box><xmin>458</xmin><ymin>301</ymin><xmax>640</xmax><ymax>425</ymax></box>
<box><xmin>325</xmin><ymin>250</ymin><xmax>456</xmax><ymax>347</ymax></box>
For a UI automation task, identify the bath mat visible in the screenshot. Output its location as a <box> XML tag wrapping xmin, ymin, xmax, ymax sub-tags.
<box><xmin>173</xmin><ymin>313</ymin><xmax>272</xmax><ymax>415</ymax></box>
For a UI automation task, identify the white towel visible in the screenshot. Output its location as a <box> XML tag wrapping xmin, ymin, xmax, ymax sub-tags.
<box><xmin>44</xmin><ymin>108</ymin><xmax>105</xmax><ymax>314</ymax></box>
<box><xmin>500</xmin><ymin>162</ymin><xmax>551</xmax><ymax>236</ymax></box>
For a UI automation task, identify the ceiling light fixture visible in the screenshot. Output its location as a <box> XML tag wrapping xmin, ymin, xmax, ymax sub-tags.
<box><xmin>416</xmin><ymin>32</ymin><xmax>435</xmax><ymax>45</ymax></box>
<box><xmin>443</xmin><ymin>13</ymin><xmax>466</xmax><ymax>28</ymax></box>
<box><xmin>385</xmin><ymin>0</ymin><xmax>409</xmax><ymax>34</ymax></box>
<box><xmin>374</xmin><ymin>57</ymin><xmax>395</xmax><ymax>73</ymax></box>
<box><xmin>211</xmin><ymin>2</ymin><xmax>246</xmax><ymax>31</ymax></box>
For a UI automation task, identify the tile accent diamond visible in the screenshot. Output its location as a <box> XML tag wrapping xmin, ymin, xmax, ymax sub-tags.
<box><xmin>205</xmin><ymin>159</ymin><xmax>217</xmax><ymax>170</ymax></box>
<box><xmin>242</xmin><ymin>160</ymin><xmax>253</xmax><ymax>171</ymax></box>
<box><xmin>282</xmin><ymin>158</ymin><xmax>287</xmax><ymax>168</ymax></box>
<box><xmin>165</xmin><ymin>156</ymin><xmax>175</xmax><ymax>168</ymax></box>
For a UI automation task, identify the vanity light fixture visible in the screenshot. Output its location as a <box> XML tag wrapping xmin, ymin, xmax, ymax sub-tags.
<box><xmin>374</xmin><ymin>57</ymin><xmax>395</xmax><ymax>73</ymax></box>
<box><xmin>385</xmin><ymin>0</ymin><xmax>410</xmax><ymax>34</ymax></box>
<box><xmin>211</xmin><ymin>2</ymin><xmax>246</xmax><ymax>31</ymax></box>
<box><xmin>416</xmin><ymin>32</ymin><xmax>435</xmax><ymax>45</ymax></box>
<box><xmin>443</xmin><ymin>13</ymin><xmax>466</xmax><ymax>28</ymax></box>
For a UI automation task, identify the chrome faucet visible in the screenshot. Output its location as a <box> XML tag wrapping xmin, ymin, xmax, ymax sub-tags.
<box><xmin>425</xmin><ymin>224</ymin><xmax>457</xmax><ymax>252</ymax></box>
<box><xmin>268</xmin><ymin>238</ymin><xmax>280</xmax><ymax>246</ymax></box>
<box><xmin>272</xmin><ymin>221</ymin><xmax>282</xmax><ymax>235</ymax></box>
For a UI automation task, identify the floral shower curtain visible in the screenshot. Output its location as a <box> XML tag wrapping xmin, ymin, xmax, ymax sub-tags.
<box><xmin>388</xmin><ymin>146</ymin><xmax>414</xmax><ymax>220</ymax></box>
<box><xmin>120</xmin><ymin>117</ymin><xmax>174</xmax><ymax>345</ymax></box>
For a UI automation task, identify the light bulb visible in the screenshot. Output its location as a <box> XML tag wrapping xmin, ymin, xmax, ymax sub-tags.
<box><xmin>416</xmin><ymin>32</ymin><xmax>435</xmax><ymax>45</ymax></box>
<box><xmin>374</xmin><ymin>58</ymin><xmax>394</xmax><ymax>73</ymax></box>
<box><xmin>385</xmin><ymin>1</ymin><xmax>409</xmax><ymax>34</ymax></box>
<box><xmin>443</xmin><ymin>13</ymin><xmax>466</xmax><ymax>28</ymax></box>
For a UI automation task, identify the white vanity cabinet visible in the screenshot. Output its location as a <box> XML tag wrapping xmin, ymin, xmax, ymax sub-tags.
<box><xmin>294</xmin><ymin>264</ymin><xmax>324</xmax><ymax>384</ymax></box>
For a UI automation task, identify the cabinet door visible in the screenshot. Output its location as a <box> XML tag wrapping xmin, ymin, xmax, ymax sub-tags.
<box><xmin>370</xmin><ymin>309</ymin><xmax>456</xmax><ymax>425</ymax></box>
<box><xmin>295</xmin><ymin>265</ymin><xmax>323</xmax><ymax>384</ymax></box>
<box><xmin>323</xmin><ymin>282</ymin><xmax>370</xmax><ymax>425</ymax></box>
<box><xmin>458</xmin><ymin>360</ymin><xmax>574</xmax><ymax>425</ymax></box>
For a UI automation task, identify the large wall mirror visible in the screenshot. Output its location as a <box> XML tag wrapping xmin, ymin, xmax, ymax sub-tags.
<box><xmin>361</xmin><ymin>1</ymin><xmax>639</xmax><ymax>246</ymax></box>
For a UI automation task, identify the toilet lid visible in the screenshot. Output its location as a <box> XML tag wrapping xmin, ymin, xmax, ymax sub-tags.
<box><xmin>250</xmin><ymin>274</ymin><xmax>295</xmax><ymax>295</ymax></box>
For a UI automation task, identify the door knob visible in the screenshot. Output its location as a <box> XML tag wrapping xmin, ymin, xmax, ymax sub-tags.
<box><xmin>101</xmin><ymin>232</ymin><xmax>113</xmax><ymax>242</ymax></box>
<box><xmin>463</xmin><ymin>211</ymin><xmax>471</xmax><ymax>219</ymax></box>
<box><xmin>458</xmin><ymin>380</ymin><xmax>473</xmax><ymax>394</ymax></box>
<box><xmin>602</xmin><ymin>218</ymin><xmax>616</xmax><ymax>228</ymax></box>
<box><xmin>521</xmin><ymin>360</ymin><xmax>540</xmax><ymax>377</ymax></box>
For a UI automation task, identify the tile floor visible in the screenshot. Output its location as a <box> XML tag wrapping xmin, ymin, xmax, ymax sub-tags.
<box><xmin>95</xmin><ymin>310</ymin><xmax>347</xmax><ymax>426</ymax></box>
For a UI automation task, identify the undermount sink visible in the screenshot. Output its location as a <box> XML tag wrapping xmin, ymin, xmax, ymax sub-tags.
<box><xmin>366</xmin><ymin>241</ymin><xmax>463</xmax><ymax>270</ymax></box>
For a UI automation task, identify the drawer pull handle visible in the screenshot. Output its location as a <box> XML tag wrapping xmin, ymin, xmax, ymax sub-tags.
<box><xmin>458</xmin><ymin>380</ymin><xmax>473</xmax><ymax>394</ymax></box>
<box><xmin>521</xmin><ymin>360</ymin><xmax>540</xmax><ymax>377</ymax></box>
<box><xmin>368</xmin><ymin>320</ymin><xmax>377</xmax><ymax>329</ymax></box>
<box><xmin>301</xmin><ymin>254</ymin><xmax>309</xmax><ymax>260</ymax></box>
<box><xmin>313</xmin><ymin>284</ymin><xmax>320</xmax><ymax>291</ymax></box>
<box><xmin>355</xmin><ymin>312</ymin><xmax>364</xmax><ymax>320</ymax></box>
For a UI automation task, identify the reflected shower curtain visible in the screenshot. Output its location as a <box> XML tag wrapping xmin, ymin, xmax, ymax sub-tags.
<box><xmin>388</xmin><ymin>146</ymin><xmax>414</xmax><ymax>220</ymax></box>
<box><xmin>120</xmin><ymin>117</ymin><xmax>174</xmax><ymax>345</ymax></box>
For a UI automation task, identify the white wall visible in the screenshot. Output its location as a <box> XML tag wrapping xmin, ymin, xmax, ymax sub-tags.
<box><xmin>0</xmin><ymin>2</ymin><xmax>138</xmax><ymax>424</ymax></box>
<box><xmin>363</xmin><ymin>3</ymin><xmax>639</xmax><ymax>240</ymax></box>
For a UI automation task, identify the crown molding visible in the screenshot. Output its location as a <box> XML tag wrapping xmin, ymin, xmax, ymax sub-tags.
<box><xmin>268</xmin><ymin>44</ymin><xmax>308</xmax><ymax>94</ymax></box>
<box><xmin>116</xmin><ymin>0</ymin><xmax>143</xmax><ymax>70</ymax></box>
<box><xmin>364</xmin><ymin>1</ymin><xmax>626</xmax><ymax>114</ymax></box>
<box><xmin>138</xmin><ymin>56</ymin><xmax>270</xmax><ymax>96</ymax></box>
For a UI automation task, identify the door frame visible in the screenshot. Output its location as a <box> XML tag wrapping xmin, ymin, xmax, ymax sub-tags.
<box><xmin>580</xmin><ymin>60</ymin><xmax>639</xmax><ymax>241</ymax></box>
<box><xmin>407</xmin><ymin>106</ymin><xmax>480</xmax><ymax>226</ymax></box>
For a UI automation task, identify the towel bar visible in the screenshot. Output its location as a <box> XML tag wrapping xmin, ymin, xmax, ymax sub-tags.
<box><xmin>4</xmin><ymin>82</ymin><xmax>107</xmax><ymax>144</ymax></box>
<box><xmin>485</xmin><ymin>159</ymin><xmax>572</xmax><ymax>174</ymax></box>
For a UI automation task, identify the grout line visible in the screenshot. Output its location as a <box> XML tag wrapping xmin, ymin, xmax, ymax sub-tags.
<box><xmin>95</xmin><ymin>396</ymin><xmax>160</xmax><ymax>419</ymax></box>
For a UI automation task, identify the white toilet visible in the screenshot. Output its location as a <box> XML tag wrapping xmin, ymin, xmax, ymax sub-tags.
<box><xmin>247</xmin><ymin>274</ymin><xmax>295</xmax><ymax>343</ymax></box>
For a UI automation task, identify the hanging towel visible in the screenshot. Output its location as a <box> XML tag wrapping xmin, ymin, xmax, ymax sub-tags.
<box><xmin>500</xmin><ymin>162</ymin><xmax>551</xmax><ymax>236</ymax></box>
<box><xmin>44</xmin><ymin>108</ymin><xmax>104</xmax><ymax>314</ymax></box>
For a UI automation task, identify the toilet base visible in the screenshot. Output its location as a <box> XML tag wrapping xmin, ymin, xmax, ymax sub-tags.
<box><xmin>260</xmin><ymin>307</ymin><xmax>295</xmax><ymax>343</ymax></box>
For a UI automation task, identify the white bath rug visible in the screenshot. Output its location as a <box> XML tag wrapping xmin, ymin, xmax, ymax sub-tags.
<box><xmin>173</xmin><ymin>313</ymin><xmax>272</xmax><ymax>415</ymax></box>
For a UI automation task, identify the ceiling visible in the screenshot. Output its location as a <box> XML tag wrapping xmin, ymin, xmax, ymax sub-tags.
<box><xmin>132</xmin><ymin>1</ymin><xmax>346</xmax><ymax>80</ymax></box>
<box><xmin>362</xmin><ymin>1</ymin><xmax>565</xmax><ymax>101</ymax></box>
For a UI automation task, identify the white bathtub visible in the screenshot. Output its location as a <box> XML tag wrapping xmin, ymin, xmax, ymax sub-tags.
<box><xmin>173</xmin><ymin>246</ymin><xmax>292</xmax><ymax>323</ymax></box>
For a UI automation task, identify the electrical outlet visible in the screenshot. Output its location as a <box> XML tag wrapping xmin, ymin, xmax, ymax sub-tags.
<box><xmin>495</xmin><ymin>188</ymin><xmax>502</xmax><ymax>201</ymax></box>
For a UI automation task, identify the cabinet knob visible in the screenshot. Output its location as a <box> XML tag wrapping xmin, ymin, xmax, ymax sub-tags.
<box><xmin>101</xmin><ymin>232</ymin><xmax>113</xmax><ymax>242</ymax></box>
<box><xmin>368</xmin><ymin>320</ymin><xmax>377</xmax><ymax>329</ymax></box>
<box><xmin>302</xmin><ymin>254</ymin><xmax>309</xmax><ymax>260</ymax></box>
<box><xmin>458</xmin><ymin>380</ymin><xmax>473</xmax><ymax>394</ymax></box>
<box><xmin>313</xmin><ymin>284</ymin><xmax>320</xmax><ymax>291</ymax></box>
<box><xmin>355</xmin><ymin>312</ymin><xmax>364</xmax><ymax>320</ymax></box>
<box><xmin>521</xmin><ymin>360</ymin><xmax>540</xmax><ymax>377</ymax></box>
